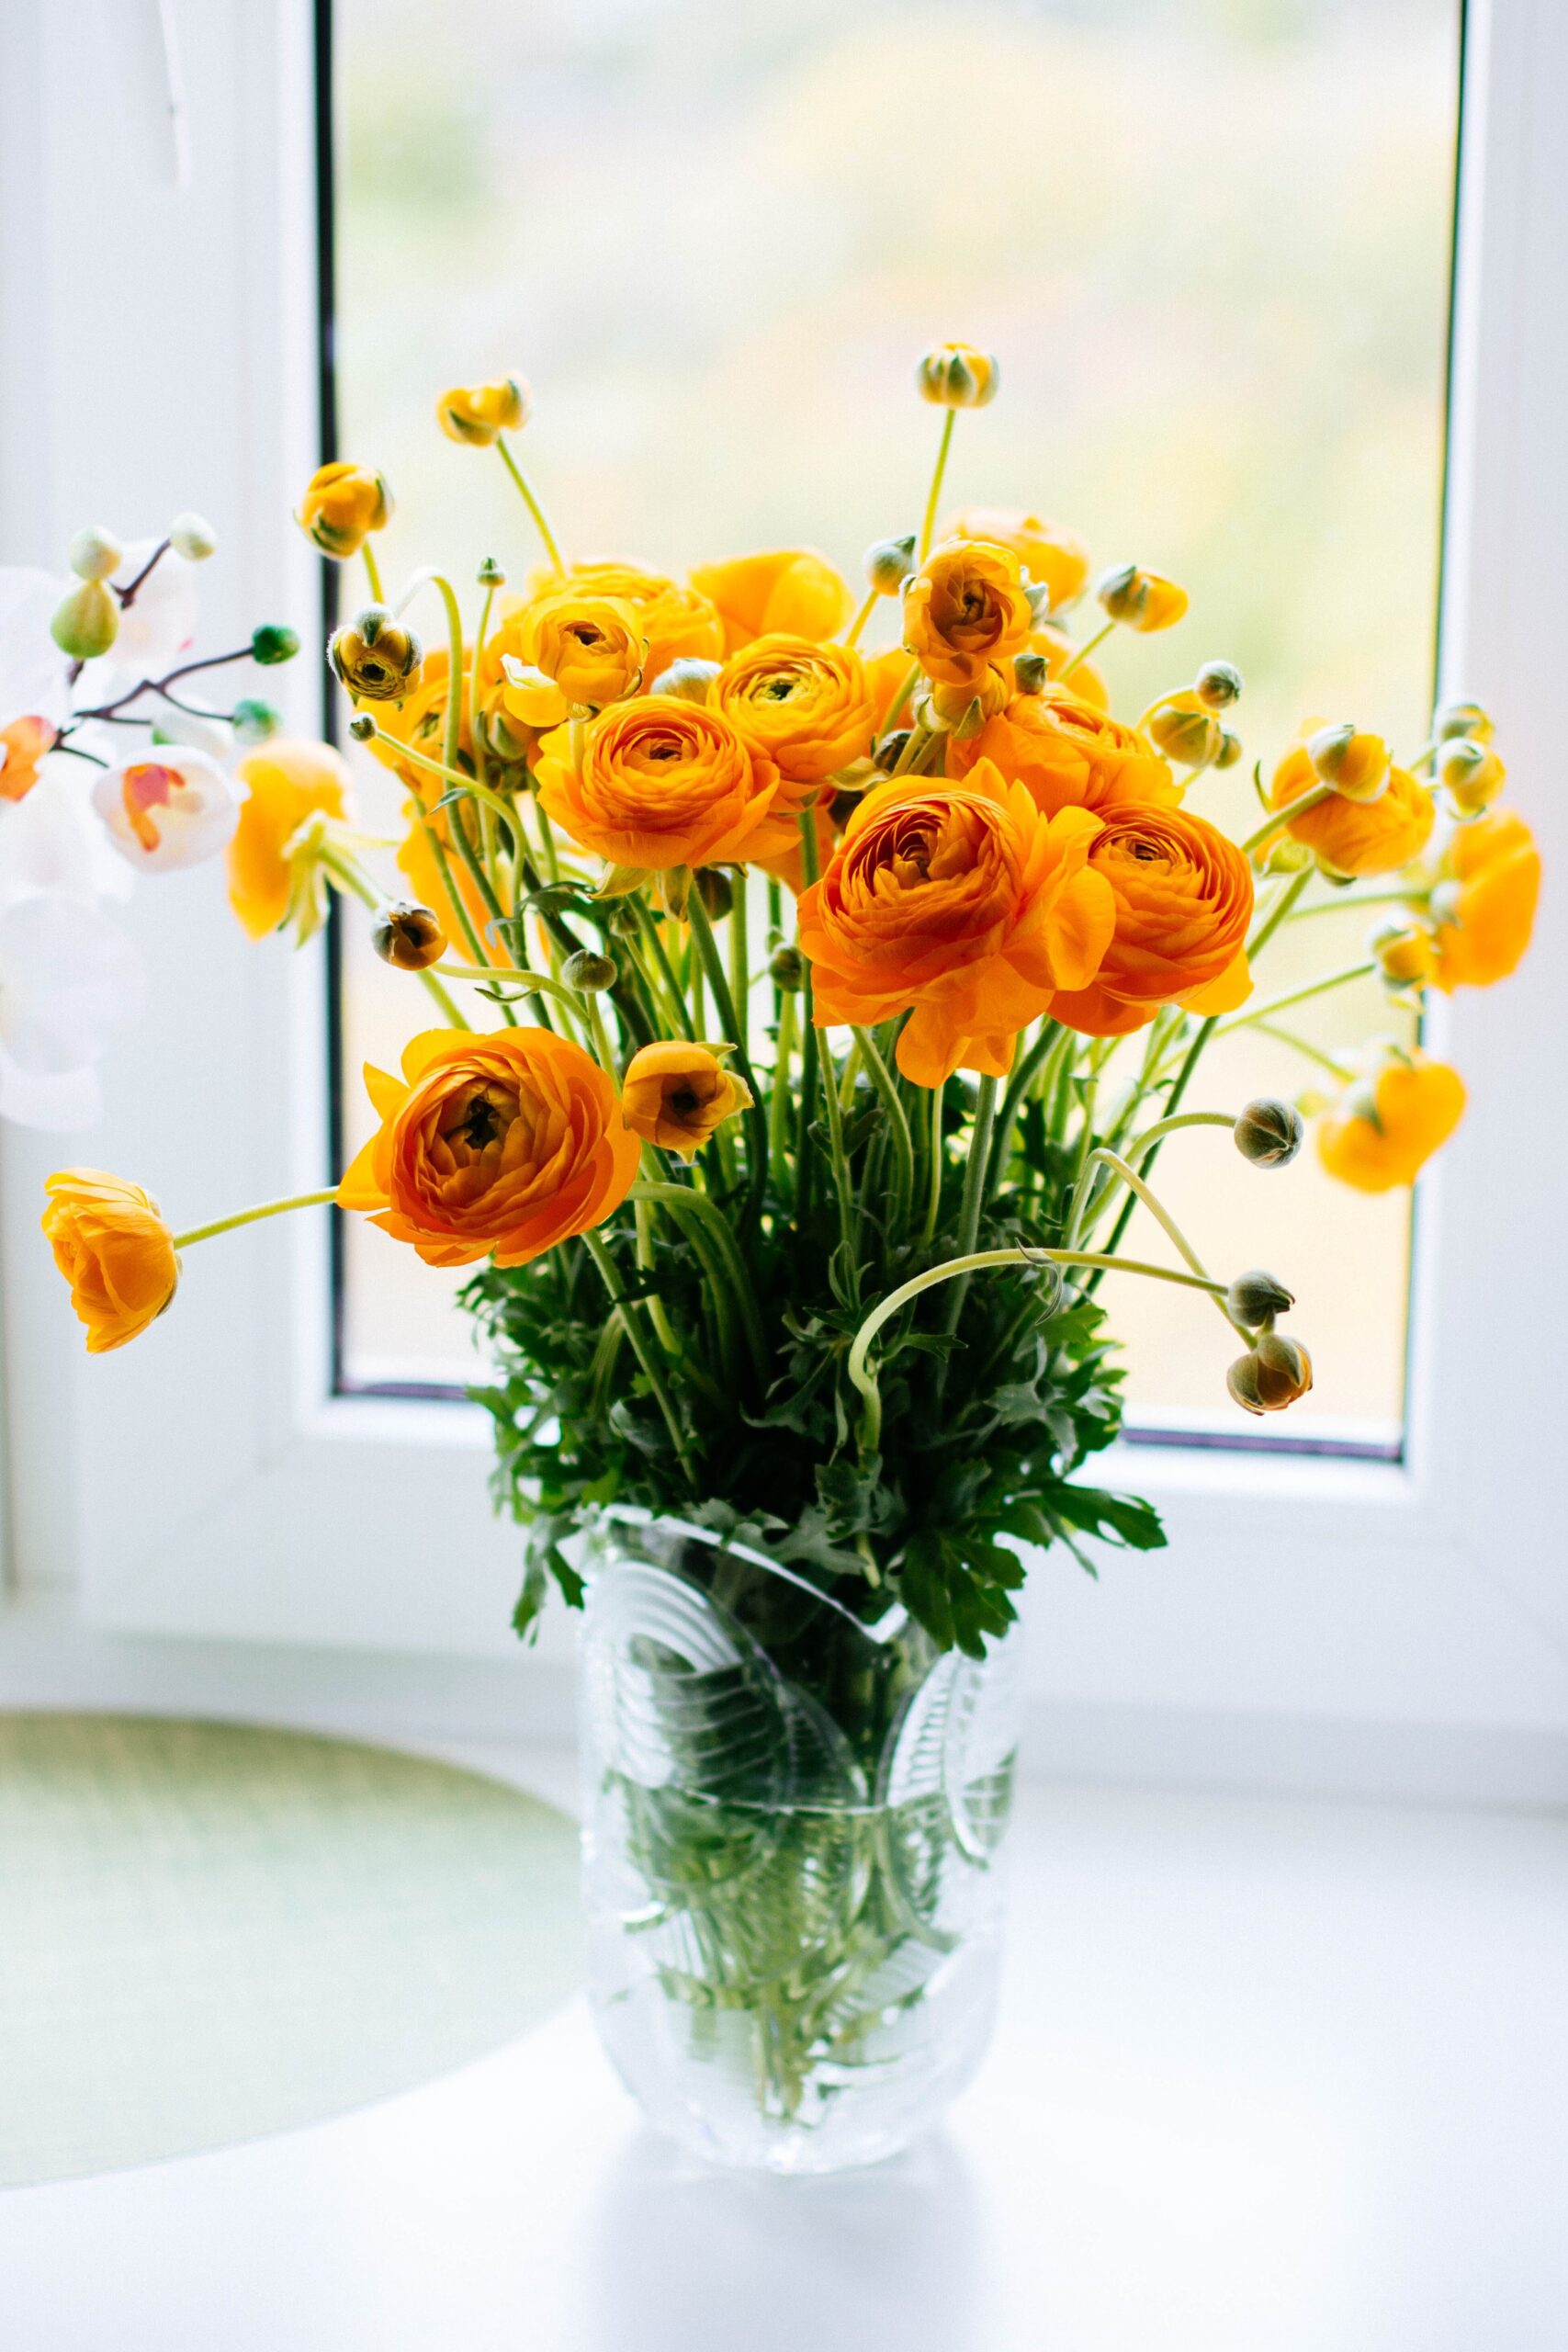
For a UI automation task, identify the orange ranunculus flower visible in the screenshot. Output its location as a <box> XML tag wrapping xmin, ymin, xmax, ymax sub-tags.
<box><xmin>42</xmin><ymin>1170</ymin><xmax>179</xmax><ymax>1353</ymax></box>
<box><xmin>796</xmin><ymin>759</ymin><xmax>1116</xmax><ymax>1087</ymax></box>
<box><xmin>903</xmin><ymin>539</ymin><xmax>1034</xmax><ymax>689</ymax></box>
<box><xmin>1269</xmin><ymin>742</ymin><xmax>1435</xmax><ymax>877</ymax></box>
<box><xmin>622</xmin><ymin>1042</ymin><xmax>754</xmax><ymax>1159</ymax></box>
<box><xmin>0</xmin><ymin>714</ymin><xmax>57</xmax><ymax>802</ymax></box>
<box><xmin>1431</xmin><ymin>808</ymin><xmax>1541</xmax><ymax>989</ymax></box>
<box><xmin>715</xmin><ymin>634</ymin><xmax>878</xmax><ymax>786</ymax></box>
<box><xmin>338</xmin><ymin>1028</ymin><xmax>639</xmax><ymax>1269</ymax></box>
<box><xmin>498</xmin><ymin>594</ymin><xmax>646</xmax><ymax>727</ymax></box>
<box><xmin>528</xmin><ymin>561</ymin><xmax>724</xmax><ymax>685</ymax></box>
<box><xmin>951</xmin><ymin>685</ymin><xmax>1179</xmax><ymax>821</ymax></box>
<box><xmin>1316</xmin><ymin>1051</ymin><xmax>1466</xmax><ymax>1193</ymax></box>
<box><xmin>227</xmin><ymin>739</ymin><xmax>351</xmax><ymax>939</ymax></box>
<box><xmin>535</xmin><ymin>695</ymin><xmax>776</xmax><ymax>876</ymax></box>
<box><xmin>1031</xmin><ymin>626</ymin><xmax>1109</xmax><ymax>710</ymax></box>
<box><xmin>940</xmin><ymin>508</ymin><xmax>1090</xmax><ymax>611</ymax></box>
<box><xmin>295</xmin><ymin>461</ymin><xmax>391</xmax><ymax>559</ymax></box>
<box><xmin>1049</xmin><ymin>805</ymin><xmax>1255</xmax><ymax>1036</ymax></box>
<box><xmin>436</xmin><ymin>378</ymin><xmax>531</xmax><ymax>447</ymax></box>
<box><xmin>688</xmin><ymin>549</ymin><xmax>852</xmax><ymax>655</ymax></box>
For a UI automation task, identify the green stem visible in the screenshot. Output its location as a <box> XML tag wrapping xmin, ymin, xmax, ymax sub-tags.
<box><xmin>921</xmin><ymin>1078</ymin><xmax>945</xmax><ymax>1244</ymax></box>
<box><xmin>1057</xmin><ymin>616</ymin><xmax>1114</xmax><ymax>681</ymax></box>
<box><xmin>770</xmin><ymin>989</ymin><xmax>798</xmax><ymax>1169</ymax></box>
<box><xmin>631</xmin><ymin>897</ymin><xmax>694</xmax><ymax>1036</ymax></box>
<box><xmin>633</xmin><ymin>1194</ymin><xmax>681</xmax><ymax>1356</ymax></box>
<box><xmin>850</xmin><ymin>1246</ymin><xmax>1229</xmax><ymax>1453</ymax></box>
<box><xmin>1213</xmin><ymin>960</ymin><xmax>1377</xmax><ymax>1040</ymax></box>
<box><xmin>879</xmin><ymin>658</ymin><xmax>921</xmax><ymax>739</ymax></box>
<box><xmin>686</xmin><ymin>887</ymin><xmax>767</xmax><ymax>1216</ymax></box>
<box><xmin>1239</xmin><ymin>779</ymin><xmax>1337</xmax><ymax>860</ymax></box>
<box><xmin>496</xmin><ymin>437</ymin><xmax>566</xmax><ymax>575</ymax></box>
<box><xmin>581</xmin><ymin>1227</ymin><xmax>696</xmax><ymax>1487</ymax></box>
<box><xmin>939</xmin><ymin>1075</ymin><xmax>998</xmax><ymax>1338</ymax></box>
<box><xmin>1251</xmin><ymin>1019</ymin><xmax>1353</xmax><ymax>1080</ymax></box>
<box><xmin>1071</xmin><ymin>1147</ymin><xmax>1242</xmax><ymax>1337</ymax></box>
<box><xmin>174</xmin><ymin>1189</ymin><xmax>338</xmax><ymax>1250</ymax></box>
<box><xmin>851</xmin><ymin>1027</ymin><xmax>914</xmax><ymax>1242</ymax></box>
<box><xmin>918</xmin><ymin>408</ymin><xmax>956</xmax><ymax>565</ymax></box>
<box><xmin>843</xmin><ymin>585</ymin><xmax>879</xmax><ymax>650</ymax></box>
<box><xmin>1122</xmin><ymin>1109</ymin><xmax>1237</xmax><ymax>1161</ymax></box>
<box><xmin>1286</xmin><ymin>888</ymin><xmax>1427</xmax><ymax>923</ymax></box>
<box><xmin>982</xmin><ymin>1021</ymin><xmax>1060</xmax><ymax>1210</ymax></box>
<box><xmin>362</xmin><ymin>543</ymin><xmax>384</xmax><ymax>605</ymax></box>
<box><xmin>630</xmin><ymin>1182</ymin><xmax>769</xmax><ymax>1385</ymax></box>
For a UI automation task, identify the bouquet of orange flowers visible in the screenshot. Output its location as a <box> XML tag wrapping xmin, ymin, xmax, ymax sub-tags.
<box><xmin>16</xmin><ymin>343</ymin><xmax>1544</xmax><ymax>2163</ymax></box>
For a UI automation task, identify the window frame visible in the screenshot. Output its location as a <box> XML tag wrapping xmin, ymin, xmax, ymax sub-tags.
<box><xmin>3</xmin><ymin>0</ymin><xmax>1566</xmax><ymax>1772</ymax></box>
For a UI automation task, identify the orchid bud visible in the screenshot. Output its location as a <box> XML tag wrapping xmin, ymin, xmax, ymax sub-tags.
<box><xmin>231</xmin><ymin>697</ymin><xmax>280</xmax><ymax>746</ymax></box>
<box><xmin>371</xmin><ymin>901</ymin><xmax>447</xmax><ymax>971</ymax></box>
<box><xmin>67</xmin><ymin>526</ymin><xmax>124</xmax><ymax>582</ymax></box>
<box><xmin>252</xmin><ymin>624</ymin><xmax>301</xmax><ymax>667</ymax></box>
<box><xmin>50</xmin><ymin>579</ymin><xmax>118</xmax><ymax>660</ymax></box>
<box><xmin>169</xmin><ymin>513</ymin><xmax>218</xmax><ymax>561</ymax></box>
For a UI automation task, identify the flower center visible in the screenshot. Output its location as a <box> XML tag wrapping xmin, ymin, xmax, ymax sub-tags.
<box><xmin>121</xmin><ymin>763</ymin><xmax>186</xmax><ymax>852</ymax></box>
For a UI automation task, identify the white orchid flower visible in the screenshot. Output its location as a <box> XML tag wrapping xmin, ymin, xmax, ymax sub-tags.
<box><xmin>92</xmin><ymin>745</ymin><xmax>243</xmax><ymax>872</ymax></box>
<box><xmin>96</xmin><ymin>535</ymin><xmax>198</xmax><ymax>684</ymax></box>
<box><xmin>0</xmin><ymin>566</ymin><xmax>73</xmax><ymax>731</ymax></box>
<box><xmin>0</xmin><ymin>776</ymin><xmax>145</xmax><ymax>1132</ymax></box>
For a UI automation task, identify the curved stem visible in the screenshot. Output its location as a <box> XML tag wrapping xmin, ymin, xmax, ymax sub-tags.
<box><xmin>1122</xmin><ymin>1109</ymin><xmax>1237</xmax><ymax>1161</ymax></box>
<box><xmin>849</xmin><ymin>1246</ymin><xmax>1228</xmax><ymax>1453</ymax></box>
<box><xmin>1239</xmin><ymin>779</ymin><xmax>1337</xmax><ymax>860</ymax></box>
<box><xmin>921</xmin><ymin>1078</ymin><xmax>945</xmax><ymax>1244</ymax></box>
<box><xmin>940</xmin><ymin>1074</ymin><xmax>998</xmax><ymax>1337</ymax></box>
<box><xmin>843</xmin><ymin>585</ymin><xmax>879</xmax><ymax>651</ymax></box>
<box><xmin>1057</xmin><ymin>616</ymin><xmax>1115</xmax><ymax>682</ymax></box>
<box><xmin>1072</xmin><ymin>1148</ymin><xmax>1243</xmax><ymax>1337</ymax></box>
<box><xmin>496</xmin><ymin>437</ymin><xmax>566</xmax><ymax>575</ymax></box>
<box><xmin>1214</xmin><ymin>960</ymin><xmax>1377</xmax><ymax>1040</ymax></box>
<box><xmin>174</xmin><ymin>1189</ymin><xmax>337</xmax><ymax>1250</ymax></box>
<box><xmin>918</xmin><ymin>409</ymin><xmax>956</xmax><ymax>565</ymax></box>
<box><xmin>631</xmin><ymin>897</ymin><xmax>694</xmax><ymax>1037</ymax></box>
<box><xmin>1251</xmin><ymin>1018</ymin><xmax>1353</xmax><ymax>1080</ymax></box>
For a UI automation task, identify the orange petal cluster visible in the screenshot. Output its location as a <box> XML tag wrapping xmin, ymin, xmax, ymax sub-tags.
<box><xmin>950</xmin><ymin>685</ymin><xmax>1178</xmax><ymax>820</ymax></box>
<box><xmin>1316</xmin><ymin>1053</ymin><xmax>1466</xmax><ymax>1193</ymax></box>
<box><xmin>689</xmin><ymin>549</ymin><xmax>851</xmax><ymax>654</ymax></box>
<box><xmin>903</xmin><ymin>540</ymin><xmax>1033</xmax><ymax>689</ymax></box>
<box><xmin>42</xmin><ymin>1170</ymin><xmax>179</xmax><ymax>1354</ymax></box>
<box><xmin>536</xmin><ymin>695</ymin><xmax>776</xmax><ymax>875</ymax></box>
<box><xmin>1050</xmin><ymin>806</ymin><xmax>1255</xmax><ymax>1037</ymax></box>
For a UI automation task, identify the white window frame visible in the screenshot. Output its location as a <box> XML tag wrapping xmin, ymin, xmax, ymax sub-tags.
<box><xmin>3</xmin><ymin>0</ymin><xmax>1565</xmax><ymax>1790</ymax></box>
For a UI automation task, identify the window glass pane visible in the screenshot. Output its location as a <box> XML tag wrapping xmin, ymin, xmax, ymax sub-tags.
<box><xmin>331</xmin><ymin>0</ymin><xmax>1460</xmax><ymax>1440</ymax></box>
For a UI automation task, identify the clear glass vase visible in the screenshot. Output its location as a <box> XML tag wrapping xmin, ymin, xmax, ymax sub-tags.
<box><xmin>577</xmin><ymin>1511</ymin><xmax>1020</xmax><ymax>2173</ymax></box>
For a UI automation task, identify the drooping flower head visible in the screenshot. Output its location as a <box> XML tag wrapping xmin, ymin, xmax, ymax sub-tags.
<box><xmin>796</xmin><ymin>759</ymin><xmax>1116</xmax><ymax>1087</ymax></box>
<box><xmin>1050</xmin><ymin>805</ymin><xmax>1255</xmax><ymax>1036</ymax></box>
<box><xmin>1430</xmin><ymin>808</ymin><xmax>1540</xmax><ymax>989</ymax></box>
<box><xmin>42</xmin><ymin>1170</ymin><xmax>179</xmax><ymax>1353</ymax></box>
<box><xmin>338</xmin><ymin>1028</ymin><xmax>640</xmax><ymax>1268</ymax></box>
<box><xmin>903</xmin><ymin>539</ymin><xmax>1033</xmax><ymax>689</ymax></box>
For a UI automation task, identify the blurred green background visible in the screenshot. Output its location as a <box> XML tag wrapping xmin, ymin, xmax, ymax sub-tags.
<box><xmin>333</xmin><ymin>0</ymin><xmax>1460</xmax><ymax>1442</ymax></box>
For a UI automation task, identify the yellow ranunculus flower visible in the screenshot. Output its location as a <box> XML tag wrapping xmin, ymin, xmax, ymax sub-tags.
<box><xmin>1315</xmin><ymin>1051</ymin><xmax>1466</xmax><ymax>1192</ymax></box>
<box><xmin>227</xmin><ymin>739</ymin><xmax>351</xmax><ymax>940</ymax></box>
<box><xmin>940</xmin><ymin>508</ymin><xmax>1090</xmax><ymax>611</ymax></box>
<box><xmin>1430</xmin><ymin>808</ymin><xmax>1540</xmax><ymax>989</ymax></box>
<box><xmin>688</xmin><ymin>549</ymin><xmax>852</xmax><ymax>655</ymax></box>
<box><xmin>715</xmin><ymin>634</ymin><xmax>877</xmax><ymax>786</ymax></box>
<box><xmin>621</xmin><ymin>1042</ymin><xmax>754</xmax><ymax>1160</ymax></box>
<box><xmin>42</xmin><ymin>1170</ymin><xmax>179</xmax><ymax>1353</ymax></box>
<box><xmin>1269</xmin><ymin>741</ymin><xmax>1435</xmax><ymax>877</ymax></box>
<box><xmin>530</xmin><ymin>561</ymin><xmax>724</xmax><ymax>686</ymax></box>
<box><xmin>916</xmin><ymin>344</ymin><xmax>999</xmax><ymax>409</ymax></box>
<box><xmin>903</xmin><ymin>539</ymin><xmax>1033</xmax><ymax>689</ymax></box>
<box><xmin>436</xmin><ymin>378</ymin><xmax>531</xmax><ymax>447</ymax></box>
<box><xmin>295</xmin><ymin>461</ymin><xmax>392</xmax><ymax>559</ymax></box>
<box><xmin>500</xmin><ymin>594</ymin><xmax>646</xmax><ymax>726</ymax></box>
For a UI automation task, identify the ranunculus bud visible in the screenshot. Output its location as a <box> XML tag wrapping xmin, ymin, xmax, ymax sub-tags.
<box><xmin>347</xmin><ymin>712</ymin><xmax>377</xmax><ymax>742</ymax></box>
<box><xmin>562</xmin><ymin>948</ymin><xmax>618</xmax><ymax>993</ymax></box>
<box><xmin>1214</xmin><ymin>729</ymin><xmax>1244</xmax><ymax>769</ymax></box>
<box><xmin>1434</xmin><ymin>698</ymin><xmax>1492</xmax><ymax>744</ymax></box>
<box><xmin>770</xmin><ymin>944</ymin><xmax>805</xmax><ymax>991</ymax></box>
<box><xmin>929</xmin><ymin>666</ymin><xmax>1009</xmax><ymax>738</ymax></box>
<box><xmin>328</xmin><ymin>607</ymin><xmax>421</xmax><ymax>701</ymax></box>
<box><xmin>1226</xmin><ymin>1330</ymin><xmax>1314</xmax><ymax>1416</ymax></box>
<box><xmin>694</xmin><ymin>866</ymin><xmax>733</xmax><ymax>921</ymax></box>
<box><xmin>874</xmin><ymin>729</ymin><xmax>912</xmax><ymax>774</ymax></box>
<box><xmin>1263</xmin><ymin>835</ymin><xmax>1314</xmax><ymax>875</ymax></box>
<box><xmin>1436</xmin><ymin>736</ymin><xmax>1506</xmax><ymax>819</ymax></box>
<box><xmin>252</xmin><ymin>624</ymin><xmax>300</xmax><ymax>667</ymax></box>
<box><xmin>371</xmin><ymin>900</ymin><xmax>447</xmax><ymax>971</ymax></box>
<box><xmin>1226</xmin><ymin>1269</ymin><xmax>1294</xmax><ymax>1328</ymax></box>
<box><xmin>1095</xmin><ymin>563</ymin><xmax>1188</xmax><ymax>632</ymax></box>
<box><xmin>864</xmin><ymin>534</ymin><xmax>918</xmax><ymax>594</ymax></box>
<box><xmin>477</xmin><ymin>555</ymin><xmax>506</xmax><ymax>587</ymax></box>
<box><xmin>50</xmin><ymin>578</ymin><xmax>118</xmax><ymax>660</ymax></box>
<box><xmin>1145</xmin><ymin>693</ymin><xmax>1223</xmax><ymax>767</ymax></box>
<box><xmin>436</xmin><ymin>379</ymin><xmax>531</xmax><ymax>447</ymax></box>
<box><xmin>647</xmin><ymin>657</ymin><xmax>720</xmax><ymax>703</ymax></box>
<box><xmin>231</xmin><ymin>697</ymin><xmax>280</xmax><ymax>746</ymax></box>
<box><xmin>67</xmin><ymin>526</ymin><xmax>124</xmax><ymax>582</ymax></box>
<box><xmin>296</xmin><ymin>461</ymin><xmax>392</xmax><ymax>559</ymax></box>
<box><xmin>1012</xmin><ymin>650</ymin><xmax>1050</xmax><ymax>695</ymax></box>
<box><xmin>169</xmin><ymin>512</ymin><xmax>218</xmax><ymax>561</ymax></box>
<box><xmin>1371</xmin><ymin>919</ymin><xmax>1437</xmax><ymax>989</ymax></box>
<box><xmin>915</xmin><ymin>343</ymin><xmax>999</xmax><ymax>409</ymax></box>
<box><xmin>1234</xmin><ymin>1097</ymin><xmax>1304</xmax><ymax>1167</ymax></box>
<box><xmin>1306</xmin><ymin>722</ymin><xmax>1390</xmax><ymax>804</ymax></box>
<box><xmin>1193</xmin><ymin>659</ymin><xmax>1243</xmax><ymax>710</ymax></box>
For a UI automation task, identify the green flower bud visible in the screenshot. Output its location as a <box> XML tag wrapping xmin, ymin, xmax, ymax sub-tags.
<box><xmin>604</xmin><ymin>899</ymin><xmax>644</xmax><ymax>937</ymax></box>
<box><xmin>371</xmin><ymin>901</ymin><xmax>448</xmax><ymax>972</ymax></box>
<box><xmin>562</xmin><ymin>948</ymin><xmax>618</xmax><ymax>993</ymax></box>
<box><xmin>864</xmin><ymin>534</ymin><xmax>918</xmax><ymax>594</ymax></box>
<box><xmin>477</xmin><ymin>555</ymin><xmax>506</xmax><ymax>588</ymax></box>
<box><xmin>50</xmin><ymin>578</ymin><xmax>118</xmax><ymax>660</ymax></box>
<box><xmin>1226</xmin><ymin>1269</ymin><xmax>1295</xmax><ymax>1328</ymax></box>
<box><xmin>1433</xmin><ymin>698</ymin><xmax>1492</xmax><ymax>744</ymax></box>
<box><xmin>1264</xmin><ymin>835</ymin><xmax>1314</xmax><ymax>874</ymax></box>
<box><xmin>770</xmin><ymin>944</ymin><xmax>806</xmax><ymax>991</ymax></box>
<box><xmin>1234</xmin><ymin>1097</ymin><xmax>1304</xmax><ymax>1168</ymax></box>
<box><xmin>1145</xmin><ymin>696</ymin><xmax>1223</xmax><ymax>767</ymax></box>
<box><xmin>1214</xmin><ymin>729</ymin><xmax>1244</xmax><ymax>769</ymax></box>
<box><xmin>169</xmin><ymin>513</ymin><xmax>218</xmax><ymax>561</ymax></box>
<box><xmin>874</xmin><ymin>728</ymin><xmax>912</xmax><ymax>774</ymax></box>
<box><xmin>694</xmin><ymin>866</ymin><xmax>733</xmax><ymax>922</ymax></box>
<box><xmin>915</xmin><ymin>343</ymin><xmax>998</xmax><ymax>410</ymax></box>
<box><xmin>1094</xmin><ymin>561</ymin><xmax>1145</xmax><ymax>624</ymax></box>
<box><xmin>1194</xmin><ymin>659</ymin><xmax>1243</xmax><ymax>710</ymax></box>
<box><xmin>67</xmin><ymin>526</ymin><xmax>124</xmax><ymax>582</ymax></box>
<box><xmin>347</xmin><ymin>712</ymin><xmax>377</xmax><ymax>742</ymax></box>
<box><xmin>231</xmin><ymin>697</ymin><xmax>280</xmax><ymax>746</ymax></box>
<box><xmin>1012</xmin><ymin>651</ymin><xmax>1049</xmax><ymax>696</ymax></box>
<box><xmin>1226</xmin><ymin>1330</ymin><xmax>1314</xmax><ymax>1416</ymax></box>
<box><xmin>648</xmin><ymin>657</ymin><xmax>720</xmax><ymax>703</ymax></box>
<box><xmin>328</xmin><ymin>607</ymin><xmax>420</xmax><ymax>701</ymax></box>
<box><xmin>252</xmin><ymin>623</ymin><xmax>301</xmax><ymax>667</ymax></box>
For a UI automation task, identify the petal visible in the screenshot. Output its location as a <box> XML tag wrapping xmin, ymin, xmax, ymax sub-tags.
<box><xmin>1177</xmin><ymin>948</ymin><xmax>1252</xmax><ymax>1016</ymax></box>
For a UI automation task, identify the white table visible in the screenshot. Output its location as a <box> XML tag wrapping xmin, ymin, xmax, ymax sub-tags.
<box><xmin>4</xmin><ymin>1766</ymin><xmax>1565</xmax><ymax>2350</ymax></box>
